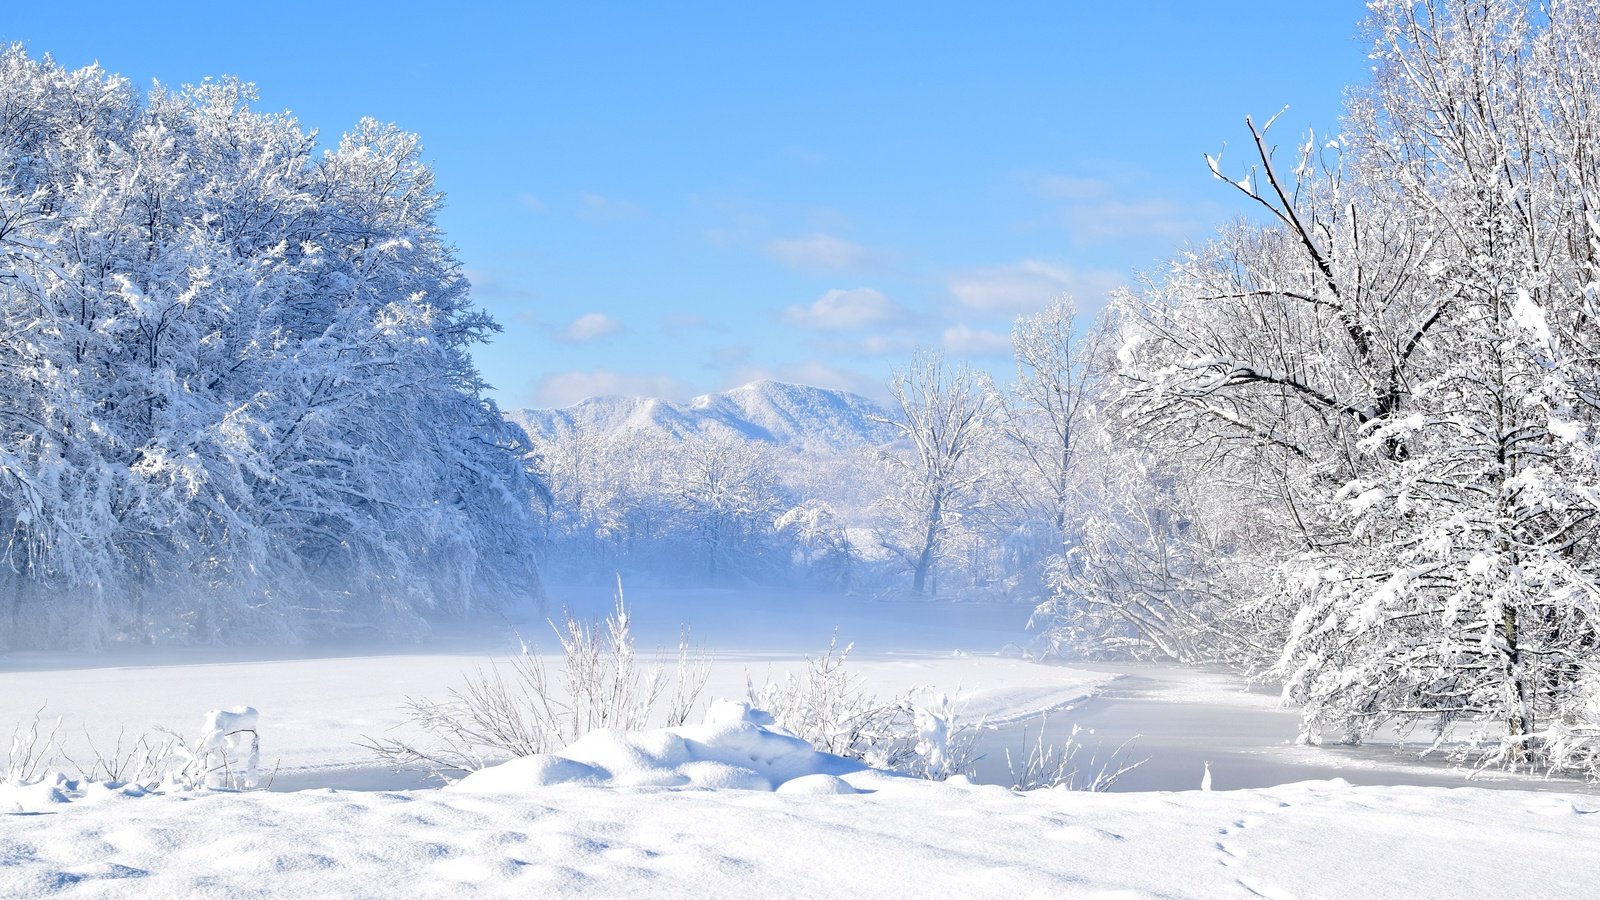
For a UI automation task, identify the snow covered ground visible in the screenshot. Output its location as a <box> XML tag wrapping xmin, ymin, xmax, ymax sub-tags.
<box><xmin>4</xmin><ymin>587</ymin><xmax>1599</xmax><ymax>897</ymax></box>
<box><xmin>4</xmin><ymin>768</ymin><xmax>1598</xmax><ymax>897</ymax></box>
<box><xmin>0</xmin><ymin>588</ymin><xmax>1103</xmax><ymax>785</ymax></box>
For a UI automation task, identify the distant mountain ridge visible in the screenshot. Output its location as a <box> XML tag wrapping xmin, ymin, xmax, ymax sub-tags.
<box><xmin>507</xmin><ymin>380</ymin><xmax>898</xmax><ymax>453</ymax></box>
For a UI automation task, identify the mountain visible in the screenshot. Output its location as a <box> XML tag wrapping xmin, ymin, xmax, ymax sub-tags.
<box><xmin>507</xmin><ymin>380</ymin><xmax>898</xmax><ymax>453</ymax></box>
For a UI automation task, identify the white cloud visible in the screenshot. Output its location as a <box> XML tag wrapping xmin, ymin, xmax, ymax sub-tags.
<box><xmin>518</xmin><ymin>193</ymin><xmax>546</xmax><ymax>212</ymax></box>
<box><xmin>764</xmin><ymin>233</ymin><xmax>872</xmax><ymax>272</ymax></box>
<box><xmin>948</xmin><ymin>260</ymin><xmax>1122</xmax><ymax>313</ymax></box>
<box><xmin>1060</xmin><ymin>198</ymin><xmax>1217</xmax><ymax>243</ymax></box>
<box><xmin>941</xmin><ymin>324</ymin><xmax>1012</xmax><ymax>356</ymax></box>
<box><xmin>1034</xmin><ymin>174</ymin><xmax>1111</xmax><ymax>201</ymax></box>
<box><xmin>781</xmin><ymin>288</ymin><xmax>905</xmax><ymax>331</ymax></box>
<box><xmin>816</xmin><ymin>331</ymin><xmax>918</xmax><ymax>358</ymax></box>
<box><xmin>532</xmin><ymin>369</ymin><xmax>693</xmax><ymax>408</ymax></box>
<box><xmin>577</xmin><ymin>192</ymin><xmax>642</xmax><ymax>222</ymax></box>
<box><xmin>557</xmin><ymin>312</ymin><xmax>624</xmax><ymax>343</ymax></box>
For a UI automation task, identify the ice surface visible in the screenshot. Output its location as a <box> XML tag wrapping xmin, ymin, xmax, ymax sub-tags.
<box><xmin>0</xmin><ymin>588</ymin><xmax>1106</xmax><ymax>782</ymax></box>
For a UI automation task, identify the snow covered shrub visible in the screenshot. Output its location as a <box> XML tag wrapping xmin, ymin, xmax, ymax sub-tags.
<box><xmin>62</xmin><ymin>728</ymin><xmax>179</xmax><ymax>786</ymax></box>
<box><xmin>365</xmin><ymin>589</ymin><xmax>711</xmax><ymax>781</ymax></box>
<box><xmin>5</xmin><ymin>706</ymin><xmax>262</xmax><ymax>793</ymax></box>
<box><xmin>1034</xmin><ymin>435</ymin><xmax>1266</xmax><ymax>666</ymax></box>
<box><xmin>1005</xmin><ymin>720</ymin><xmax>1143</xmax><ymax>792</ymax></box>
<box><xmin>4</xmin><ymin>713</ymin><xmax>61</xmax><ymax>786</ymax></box>
<box><xmin>164</xmin><ymin>707</ymin><xmax>261</xmax><ymax>790</ymax></box>
<box><xmin>748</xmin><ymin>635</ymin><xmax>980</xmax><ymax>779</ymax></box>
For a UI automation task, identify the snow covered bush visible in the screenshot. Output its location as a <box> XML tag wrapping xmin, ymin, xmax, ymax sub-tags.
<box><xmin>4</xmin><ymin>713</ymin><xmax>61</xmax><ymax>786</ymax></box>
<box><xmin>1005</xmin><ymin>720</ymin><xmax>1143</xmax><ymax>792</ymax></box>
<box><xmin>364</xmin><ymin>590</ymin><xmax>711</xmax><ymax>781</ymax></box>
<box><xmin>747</xmin><ymin>635</ymin><xmax>980</xmax><ymax>779</ymax></box>
<box><xmin>166</xmin><ymin>706</ymin><xmax>261</xmax><ymax>790</ymax></box>
<box><xmin>0</xmin><ymin>47</ymin><xmax>544</xmax><ymax>647</ymax></box>
<box><xmin>4</xmin><ymin>705</ymin><xmax>263</xmax><ymax>793</ymax></box>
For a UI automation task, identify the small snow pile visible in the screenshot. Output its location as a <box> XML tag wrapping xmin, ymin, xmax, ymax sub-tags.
<box><xmin>0</xmin><ymin>773</ymin><xmax>152</xmax><ymax>814</ymax></box>
<box><xmin>177</xmin><ymin>706</ymin><xmax>261</xmax><ymax>789</ymax></box>
<box><xmin>453</xmin><ymin>699</ymin><xmax>868</xmax><ymax>794</ymax></box>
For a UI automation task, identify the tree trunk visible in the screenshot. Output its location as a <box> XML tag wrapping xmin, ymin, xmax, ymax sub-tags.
<box><xmin>912</xmin><ymin>495</ymin><xmax>942</xmax><ymax>594</ymax></box>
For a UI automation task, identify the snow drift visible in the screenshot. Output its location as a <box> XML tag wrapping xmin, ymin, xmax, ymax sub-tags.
<box><xmin>452</xmin><ymin>700</ymin><xmax>867</xmax><ymax>794</ymax></box>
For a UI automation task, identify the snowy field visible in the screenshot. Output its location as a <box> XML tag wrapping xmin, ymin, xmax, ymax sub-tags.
<box><xmin>0</xmin><ymin>588</ymin><xmax>1104</xmax><ymax>784</ymax></box>
<box><xmin>5</xmin><ymin>771</ymin><xmax>1600</xmax><ymax>898</ymax></box>
<box><xmin>4</xmin><ymin>587</ymin><xmax>1599</xmax><ymax>898</ymax></box>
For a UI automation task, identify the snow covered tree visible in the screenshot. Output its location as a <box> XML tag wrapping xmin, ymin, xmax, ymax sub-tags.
<box><xmin>776</xmin><ymin>501</ymin><xmax>860</xmax><ymax>590</ymax></box>
<box><xmin>662</xmin><ymin>431</ymin><xmax>789</xmax><ymax>583</ymax></box>
<box><xmin>1073</xmin><ymin>0</ymin><xmax>1600</xmax><ymax>774</ymax></box>
<box><xmin>1276</xmin><ymin>0</ymin><xmax>1600</xmax><ymax>768</ymax></box>
<box><xmin>876</xmin><ymin>351</ymin><xmax>1000</xmax><ymax>595</ymax></box>
<box><xmin>0</xmin><ymin>49</ymin><xmax>544</xmax><ymax>646</ymax></box>
<box><xmin>999</xmin><ymin>297</ymin><xmax>1093</xmax><ymax>542</ymax></box>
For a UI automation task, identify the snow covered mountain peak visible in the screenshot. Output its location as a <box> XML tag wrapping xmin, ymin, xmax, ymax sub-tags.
<box><xmin>508</xmin><ymin>380</ymin><xmax>897</xmax><ymax>453</ymax></box>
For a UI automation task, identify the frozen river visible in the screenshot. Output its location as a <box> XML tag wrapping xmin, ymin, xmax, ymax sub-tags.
<box><xmin>7</xmin><ymin>588</ymin><xmax>1592</xmax><ymax>796</ymax></box>
<box><xmin>971</xmin><ymin>662</ymin><xmax>1599</xmax><ymax>794</ymax></box>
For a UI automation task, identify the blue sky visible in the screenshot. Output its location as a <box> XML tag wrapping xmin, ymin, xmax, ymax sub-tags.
<box><xmin>3</xmin><ymin>2</ymin><xmax>1371</xmax><ymax>407</ymax></box>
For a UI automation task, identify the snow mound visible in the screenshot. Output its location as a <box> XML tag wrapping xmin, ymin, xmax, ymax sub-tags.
<box><xmin>0</xmin><ymin>773</ymin><xmax>151</xmax><ymax>814</ymax></box>
<box><xmin>775</xmin><ymin>773</ymin><xmax>859</xmax><ymax>795</ymax></box>
<box><xmin>453</xmin><ymin>699</ymin><xmax>865</xmax><ymax>793</ymax></box>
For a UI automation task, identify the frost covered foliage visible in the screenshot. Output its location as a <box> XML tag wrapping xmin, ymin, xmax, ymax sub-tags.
<box><xmin>1045</xmin><ymin>0</ymin><xmax>1600</xmax><ymax>777</ymax></box>
<box><xmin>364</xmin><ymin>593</ymin><xmax>710</xmax><ymax>780</ymax></box>
<box><xmin>748</xmin><ymin>636</ymin><xmax>980</xmax><ymax>779</ymax></box>
<box><xmin>535</xmin><ymin>428</ymin><xmax>798</xmax><ymax>585</ymax></box>
<box><xmin>1036</xmin><ymin>435</ymin><xmax>1265</xmax><ymax>665</ymax></box>
<box><xmin>0</xmin><ymin>49</ymin><xmax>542</xmax><ymax>646</ymax></box>
<box><xmin>4</xmin><ymin>706</ymin><xmax>262</xmax><ymax>796</ymax></box>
